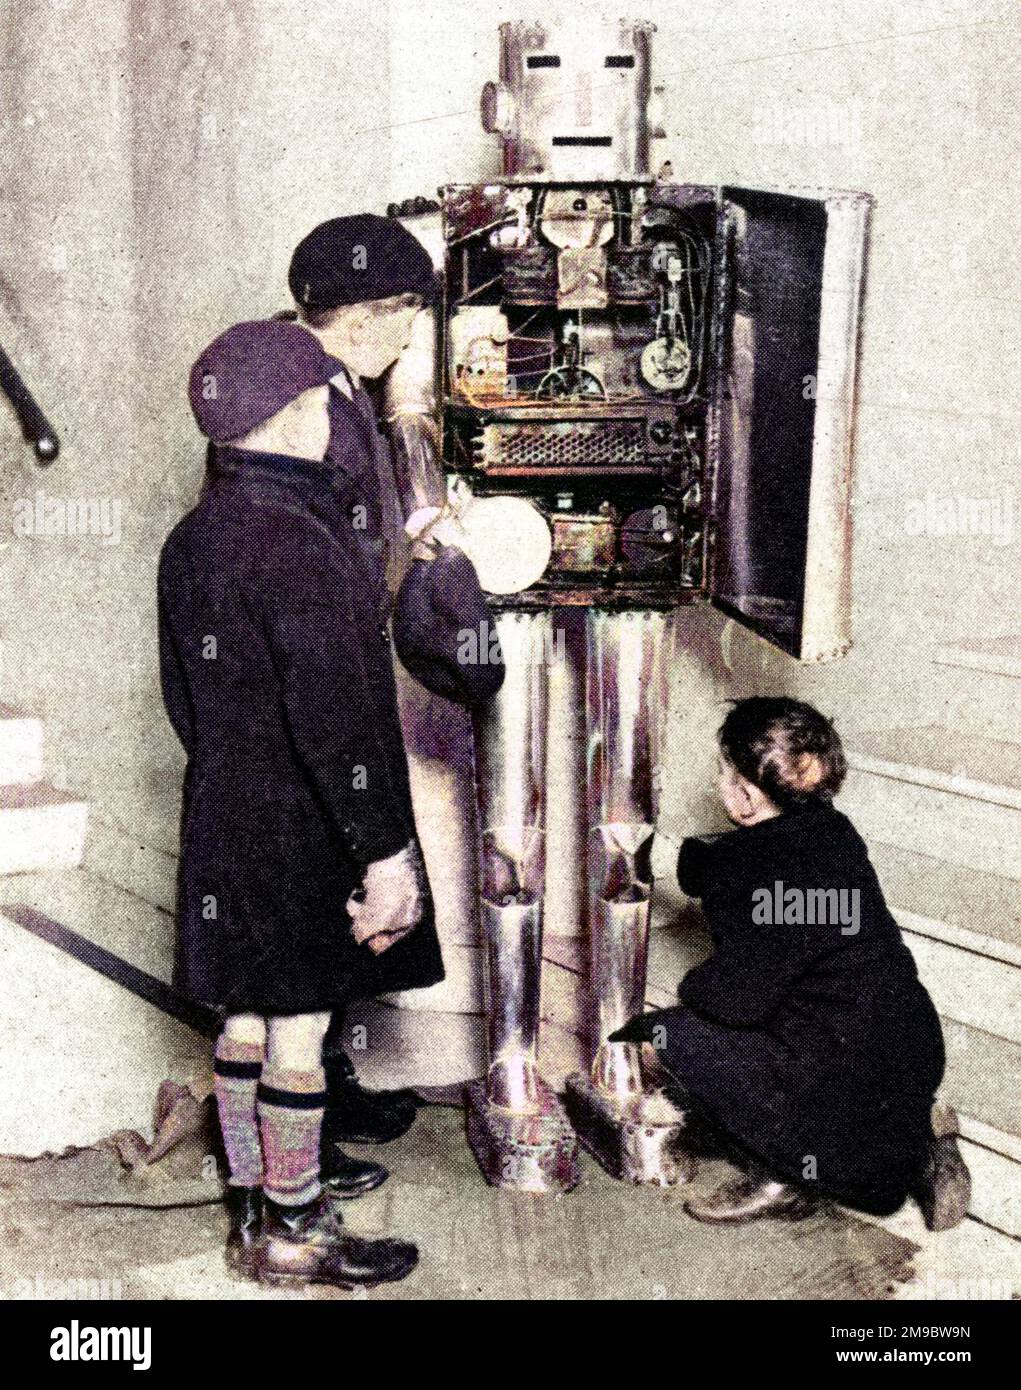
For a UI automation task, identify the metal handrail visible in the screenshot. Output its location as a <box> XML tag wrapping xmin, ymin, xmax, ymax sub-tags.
<box><xmin>0</xmin><ymin>342</ymin><xmax>59</xmax><ymax>462</ymax></box>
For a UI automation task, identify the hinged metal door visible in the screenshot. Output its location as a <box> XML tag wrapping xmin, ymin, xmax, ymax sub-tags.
<box><xmin>707</xmin><ymin>186</ymin><xmax>871</xmax><ymax>661</ymax></box>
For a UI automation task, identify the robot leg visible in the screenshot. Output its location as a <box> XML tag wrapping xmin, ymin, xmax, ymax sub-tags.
<box><xmin>465</xmin><ymin>611</ymin><xmax>579</xmax><ymax>1193</ymax></box>
<box><xmin>565</xmin><ymin>610</ymin><xmax>692</xmax><ymax>1186</ymax></box>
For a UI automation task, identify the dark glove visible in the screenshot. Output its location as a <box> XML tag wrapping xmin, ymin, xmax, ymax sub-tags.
<box><xmin>392</xmin><ymin>547</ymin><xmax>505</xmax><ymax>705</ymax></box>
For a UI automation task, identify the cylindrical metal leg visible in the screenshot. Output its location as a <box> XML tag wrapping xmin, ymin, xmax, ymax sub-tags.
<box><xmin>565</xmin><ymin>610</ymin><xmax>692</xmax><ymax>1186</ymax></box>
<box><xmin>466</xmin><ymin>612</ymin><xmax>578</xmax><ymax>1191</ymax></box>
<box><xmin>585</xmin><ymin>609</ymin><xmax>664</xmax><ymax>1097</ymax></box>
<box><xmin>473</xmin><ymin>611</ymin><xmax>548</xmax><ymax>1112</ymax></box>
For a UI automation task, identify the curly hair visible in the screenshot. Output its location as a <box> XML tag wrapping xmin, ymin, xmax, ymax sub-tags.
<box><xmin>718</xmin><ymin>697</ymin><xmax>846</xmax><ymax>811</ymax></box>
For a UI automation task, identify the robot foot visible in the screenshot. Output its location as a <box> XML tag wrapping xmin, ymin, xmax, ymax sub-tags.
<box><xmin>465</xmin><ymin>1078</ymin><xmax>579</xmax><ymax>1194</ymax></box>
<box><xmin>564</xmin><ymin>1073</ymin><xmax>695</xmax><ymax>1187</ymax></box>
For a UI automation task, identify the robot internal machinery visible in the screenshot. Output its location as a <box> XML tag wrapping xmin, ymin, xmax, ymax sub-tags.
<box><xmin>384</xmin><ymin>18</ymin><xmax>872</xmax><ymax>1191</ymax></box>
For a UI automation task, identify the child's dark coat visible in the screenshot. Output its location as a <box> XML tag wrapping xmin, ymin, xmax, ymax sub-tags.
<box><xmin>630</xmin><ymin>803</ymin><xmax>944</xmax><ymax>1214</ymax></box>
<box><xmin>158</xmin><ymin>440</ymin><xmax>444</xmax><ymax>1014</ymax></box>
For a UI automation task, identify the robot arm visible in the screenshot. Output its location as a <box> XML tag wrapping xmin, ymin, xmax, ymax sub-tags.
<box><xmin>382</xmin><ymin>205</ymin><xmax>448</xmax><ymax>530</ymax></box>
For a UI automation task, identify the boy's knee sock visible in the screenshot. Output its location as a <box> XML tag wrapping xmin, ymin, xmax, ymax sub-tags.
<box><xmin>213</xmin><ymin>1037</ymin><xmax>265</xmax><ymax>1189</ymax></box>
<box><xmin>257</xmin><ymin>1067</ymin><xmax>327</xmax><ymax>1208</ymax></box>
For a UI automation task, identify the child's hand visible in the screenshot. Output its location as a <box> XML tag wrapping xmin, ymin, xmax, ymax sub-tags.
<box><xmin>364</xmin><ymin>926</ymin><xmax>415</xmax><ymax>956</ymax></box>
<box><xmin>347</xmin><ymin>842</ymin><xmax>424</xmax><ymax>948</ymax></box>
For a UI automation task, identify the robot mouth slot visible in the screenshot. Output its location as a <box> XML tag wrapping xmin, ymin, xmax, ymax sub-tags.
<box><xmin>552</xmin><ymin>136</ymin><xmax>613</xmax><ymax>147</ymax></box>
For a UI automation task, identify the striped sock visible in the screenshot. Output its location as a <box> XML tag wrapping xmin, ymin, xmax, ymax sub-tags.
<box><xmin>257</xmin><ymin>1067</ymin><xmax>327</xmax><ymax>1208</ymax></box>
<box><xmin>213</xmin><ymin>1037</ymin><xmax>265</xmax><ymax>1189</ymax></box>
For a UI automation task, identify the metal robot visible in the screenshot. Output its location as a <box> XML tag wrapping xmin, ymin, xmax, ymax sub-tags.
<box><xmin>383</xmin><ymin>17</ymin><xmax>871</xmax><ymax>1193</ymax></box>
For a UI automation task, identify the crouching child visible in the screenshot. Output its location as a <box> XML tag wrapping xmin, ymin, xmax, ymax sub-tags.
<box><xmin>614</xmin><ymin>697</ymin><xmax>970</xmax><ymax>1229</ymax></box>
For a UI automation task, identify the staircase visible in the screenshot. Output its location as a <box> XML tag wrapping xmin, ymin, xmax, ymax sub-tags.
<box><xmin>0</xmin><ymin>704</ymin><xmax>87</xmax><ymax>873</ymax></box>
<box><xmin>835</xmin><ymin>637</ymin><xmax>1021</xmax><ymax>1238</ymax></box>
<box><xmin>0</xmin><ymin>708</ymin><xmax>212</xmax><ymax>1157</ymax></box>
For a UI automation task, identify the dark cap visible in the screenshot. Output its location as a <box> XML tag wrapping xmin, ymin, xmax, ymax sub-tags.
<box><xmin>188</xmin><ymin>320</ymin><xmax>340</xmax><ymax>444</ymax></box>
<box><xmin>289</xmin><ymin>214</ymin><xmax>436</xmax><ymax>313</ymax></box>
<box><xmin>393</xmin><ymin>548</ymin><xmax>505</xmax><ymax>707</ymax></box>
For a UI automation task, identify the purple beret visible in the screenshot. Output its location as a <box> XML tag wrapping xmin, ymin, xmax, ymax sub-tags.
<box><xmin>188</xmin><ymin>320</ymin><xmax>341</xmax><ymax>444</ymax></box>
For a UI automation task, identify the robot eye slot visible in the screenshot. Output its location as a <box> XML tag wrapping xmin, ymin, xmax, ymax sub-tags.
<box><xmin>605</xmin><ymin>55</ymin><xmax>635</xmax><ymax>68</ymax></box>
<box><xmin>526</xmin><ymin>54</ymin><xmax>560</xmax><ymax>68</ymax></box>
<box><xmin>552</xmin><ymin>136</ymin><xmax>612</xmax><ymax>147</ymax></box>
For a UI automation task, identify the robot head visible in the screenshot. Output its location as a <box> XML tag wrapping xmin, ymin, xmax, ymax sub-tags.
<box><xmin>481</xmin><ymin>18</ymin><xmax>665</xmax><ymax>181</ymax></box>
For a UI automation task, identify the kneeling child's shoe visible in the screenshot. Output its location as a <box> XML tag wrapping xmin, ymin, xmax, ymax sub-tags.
<box><xmin>684</xmin><ymin>1172</ymin><xmax>819</xmax><ymax>1225</ymax></box>
<box><xmin>915</xmin><ymin>1105</ymin><xmax>971</xmax><ymax>1232</ymax></box>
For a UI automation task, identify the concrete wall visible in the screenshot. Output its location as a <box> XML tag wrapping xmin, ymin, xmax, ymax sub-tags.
<box><xmin>0</xmin><ymin>0</ymin><xmax>392</xmax><ymax>839</ymax></box>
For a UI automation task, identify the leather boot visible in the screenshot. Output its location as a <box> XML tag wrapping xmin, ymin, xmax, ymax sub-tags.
<box><xmin>258</xmin><ymin>1192</ymin><xmax>418</xmax><ymax>1289</ymax></box>
<box><xmin>914</xmin><ymin>1102</ymin><xmax>971</xmax><ymax>1232</ymax></box>
<box><xmin>320</xmin><ymin>1141</ymin><xmax>389</xmax><ymax>1199</ymax></box>
<box><xmin>684</xmin><ymin>1172</ymin><xmax>819</xmax><ymax>1225</ymax></box>
<box><xmin>322</xmin><ymin>1050</ymin><xmax>418</xmax><ymax>1145</ymax></box>
<box><xmin>224</xmin><ymin>1186</ymin><xmax>263</xmax><ymax>1276</ymax></box>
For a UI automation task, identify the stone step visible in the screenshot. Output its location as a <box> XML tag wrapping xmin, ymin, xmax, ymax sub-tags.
<box><xmin>935</xmin><ymin>634</ymin><xmax>1021</xmax><ymax>680</ymax></box>
<box><xmin>956</xmin><ymin>1137</ymin><xmax>1021</xmax><ymax>1239</ymax></box>
<box><xmin>0</xmin><ymin>904</ymin><xmax>209</xmax><ymax>1156</ymax></box>
<box><xmin>841</xmin><ymin>727</ymin><xmax>1021</xmax><ymax>879</ymax></box>
<box><xmin>941</xmin><ymin>1020</ymin><xmax>1021</xmax><ymax>1238</ymax></box>
<box><xmin>83</xmin><ymin>803</ymin><xmax>179</xmax><ymax>913</ymax></box>
<box><xmin>906</xmin><ymin>931</ymin><xmax>1020</xmax><ymax>1048</ymax></box>
<box><xmin>0</xmin><ymin>782</ymin><xmax>88</xmax><ymax>874</ymax></box>
<box><xmin>0</xmin><ymin>704</ymin><xmax>44</xmax><ymax>786</ymax></box>
<box><xmin>933</xmin><ymin>636</ymin><xmax>1021</xmax><ymax>745</ymax></box>
<box><xmin>864</xmin><ymin>845</ymin><xmax>1021</xmax><ymax>1047</ymax></box>
<box><xmin>868</xmin><ymin>841</ymin><xmax>1021</xmax><ymax>966</ymax></box>
<box><xmin>941</xmin><ymin>1019</ymin><xmax>1021</xmax><ymax>1146</ymax></box>
<box><xmin>0</xmin><ymin>867</ymin><xmax>176</xmax><ymax>984</ymax></box>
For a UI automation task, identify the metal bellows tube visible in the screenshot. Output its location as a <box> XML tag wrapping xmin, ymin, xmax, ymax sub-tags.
<box><xmin>584</xmin><ymin>610</ymin><xmax>669</xmax><ymax>1098</ymax></box>
<box><xmin>473</xmin><ymin>612</ymin><xmax>551</xmax><ymax>1113</ymax></box>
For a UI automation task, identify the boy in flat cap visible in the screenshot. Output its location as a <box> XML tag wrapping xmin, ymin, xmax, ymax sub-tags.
<box><xmin>285</xmin><ymin>214</ymin><xmax>446</xmax><ymax>1156</ymax></box>
<box><xmin>158</xmin><ymin>318</ymin><xmax>443</xmax><ymax>1288</ymax></box>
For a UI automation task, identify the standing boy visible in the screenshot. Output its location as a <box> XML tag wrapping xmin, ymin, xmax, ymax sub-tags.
<box><xmin>285</xmin><ymin>214</ymin><xmax>441</xmax><ymax>1157</ymax></box>
<box><xmin>159</xmin><ymin>317</ymin><xmax>443</xmax><ymax>1288</ymax></box>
